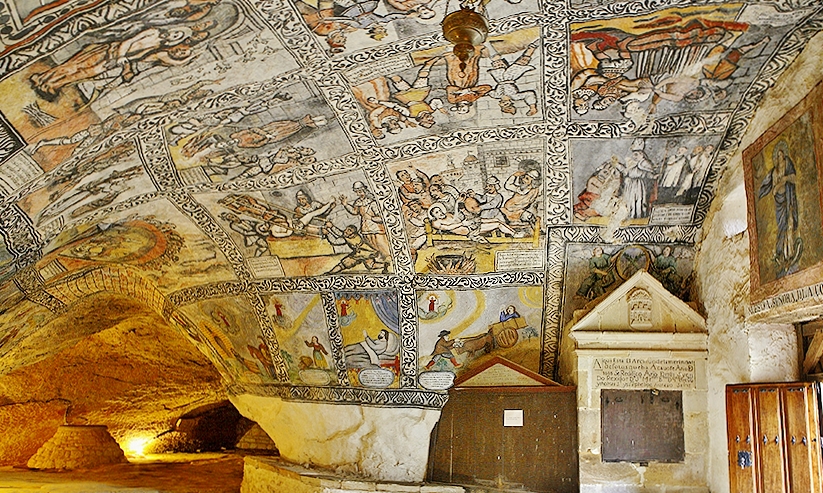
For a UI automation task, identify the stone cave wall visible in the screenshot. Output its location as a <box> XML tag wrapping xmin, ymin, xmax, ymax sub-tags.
<box><xmin>696</xmin><ymin>31</ymin><xmax>823</xmax><ymax>493</ymax></box>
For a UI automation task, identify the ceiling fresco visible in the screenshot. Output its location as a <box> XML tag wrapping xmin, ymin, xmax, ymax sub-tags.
<box><xmin>0</xmin><ymin>0</ymin><xmax>821</xmax><ymax>408</ymax></box>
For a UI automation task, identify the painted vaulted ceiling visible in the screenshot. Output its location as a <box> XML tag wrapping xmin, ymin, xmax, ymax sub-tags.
<box><xmin>0</xmin><ymin>0</ymin><xmax>819</xmax><ymax>408</ymax></box>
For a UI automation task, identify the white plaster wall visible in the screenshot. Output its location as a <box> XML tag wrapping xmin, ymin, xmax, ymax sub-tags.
<box><xmin>229</xmin><ymin>393</ymin><xmax>441</xmax><ymax>483</ymax></box>
<box><xmin>695</xmin><ymin>31</ymin><xmax>823</xmax><ymax>493</ymax></box>
<box><xmin>748</xmin><ymin>322</ymin><xmax>798</xmax><ymax>382</ymax></box>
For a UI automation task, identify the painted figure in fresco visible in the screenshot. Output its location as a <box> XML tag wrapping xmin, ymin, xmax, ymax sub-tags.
<box><xmin>501</xmin><ymin>168</ymin><xmax>541</xmax><ymax>226</ymax></box>
<box><xmin>613</xmin><ymin>139</ymin><xmax>656</xmax><ymax>219</ymax></box>
<box><xmin>570</xmin><ymin>40</ymin><xmax>650</xmax><ymax>116</ymax></box>
<box><xmin>305</xmin><ymin>336</ymin><xmax>329</xmax><ymax>369</ymax></box>
<box><xmin>443</xmin><ymin>46</ymin><xmax>492</xmax><ymax>113</ymax></box>
<box><xmin>39</xmin><ymin>165</ymin><xmax>143</xmax><ymax>221</ymax></box>
<box><xmin>30</xmin><ymin>22</ymin><xmax>215</xmax><ymax>101</ymax></box>
<box><xmin>219</xmin><ymin>212</ymin><xmax>272</xmax><ymax>257</ymax></box>
<box><xmin>428</xmin><ymin>295</ymin><xmax>437</xmax><ymax>312</ymax></box>
<box><xmin>487</xmin><ymin>42</ymin><xmax>540</xmax><ymax>116</ymax></box>
<box><xmin>248</xmin><ymin>337</ymin><xmax>277</xmax><ymax>378</ymax></box>
<box><xmin>385</xmin><ymin>0</ymin><xmax>436</xmax><ymax>20</ymax></box>
<box><xmin>102</xmin><ymin>0</ymin><xmax>223</xmax><ymax>39</ymax></box>
<box><xmin>404</xmin><ymin>199</ymin><xmax>428</xmax><ymax>262</ymax></box>
<box><xmin>272</xmin><ymin>298</ymin><xmax>284</xmax><ymax>318</ymax></box>
<box><xmin>569</xmin><ymin>30</ymin><xmax>644</xmax><ymax>116</ymax></box>
<box><xmin>499</xmin><ymin>305</ymin><xmax>521</xmax><ymax>322</ymax></box>
<box><xmin>759</xmin><ymin>140</ymin><xmax>802</xmax><ymax>277</ymax></box>
<box><xmin>425</xmin><ymin>330</ymin><xmax>461</xmax><ymax>369</ymax></box>
<box><xmin>327</xmin><ymin>0</ymin><xmax>405</xmax><ymax>34</ymax></box>
<box><xmin>698</xmin><ymin>36</ymin><xmax>771</xmax><ymax>102</ymax></box>
<box><xmin>651</xmin><ymin>246</ymin><xmax>682</xmax><ymax>295</ymax></box>
<box><xmin>219</xmin><ymin>194</ymin><xmax>294</xmax><ymax>238</ymax></box>
<box><xmin>353</xmin><ymin>77</ymin><xmax>415</xmax><ymax>139</ymax></box>
<box><xmin>322</xmin><ymin>223</ymin><xmax>388</xmax><ymax>273</ymax></box>
<box><xmin>341</xmin><ymin>181</ymin><xmax>391</xmax><ymax>261</ymax></box>
<box><xmin>658</xmin><ymin>145</ymin><xmax>689</xmax><ymax>203</ymax></box>
<box><xmin>677</xmin><ymin>144</ymin><xmax>714</xmax><ymax>202</ymax></box>
<box><xmin>293</xmin><ymin>189</ymin><xmax>336</xmax><ymax>236</ymax></box>
<box><xmin>29</xmin><ymin>112</ymin><xmax>140</xmax><ymax>157</ymax></box>
<box><xmin>428</xmin><ymin>202</ymin><xmax>469</xmax><ymax>236</ymax></box>
<box><xmin>228</xmin><ymin>115</ymin><xmax>327</xmax><ymax>149</ymax></box>
<box><xmin>202</xmin><ymin>145</ymin><xmax>316</xmax><ymax>181</ymax></box>
<box><xmin>344</xmin><ymin>329</ymin><xmax>400</xmax><ymax>369</ymax></box>
<box><xmin>576</xmin><ymin>246</ymin><xmax>615</xmax><ymax>300</ymax></box>
<box><xmin>574</xmin><ymin>156</ymin><xmax>622</xmax><ymax>221</ymax></box>
<box><xmin>231</xmin><ymin>146</ymin><xmax>317</xmax><ymax>180</ymax></box>
<box><xmin>295</xmin><ymin>0</ymin><xmax>356</xmax><ymax>54</ymax></box>
<box><xmin>199</xmin><ymin>150</ymin><xmax>262</xmax><ymax>180</ymax></box>
<box><xmin>117</xmin><ymin>79</ymin><xmax>218</xmax><ymax>116</ymax></box>
<box><xmin>465</xmin><ymin>177</ymin><xmax>517</xmax><ymax>238</ymax></box>
<box><xmin>396</xmin><ymin>168</ymin><xmax>431</xmax><ymax>207</ymax></box>
<box><xmin>470</xmin><ymin>176</ymin><xmax>506</xmax><ymax>224</ymax></box>
<box><xmin>339</xmin><ymin>299</ymin><xmax>349</xmax><ymax>316</ymax></box>
<box><xmin>571</xmin><ymin>17</ymin><xmax>767</xmax><ymax>118</ymax></box>
<box><xmin>385</xmin><ymin>58</ymin><xmax>444</xmax><ymax>128</ymax></box>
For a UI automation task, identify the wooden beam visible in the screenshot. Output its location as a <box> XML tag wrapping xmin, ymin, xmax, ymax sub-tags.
<box><xmin>803</xmin><ymin>330</ymin><xmax>823</xmax><ymax>375</ymax></box>
<box><xmin>801</xmin><ymin>319</ymin><xmax>823</xmax><ymax>336</ymax></box>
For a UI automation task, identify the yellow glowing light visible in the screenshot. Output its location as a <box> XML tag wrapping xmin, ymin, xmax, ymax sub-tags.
<box><xmin>124</xmin><ymin>436</ymin><xmax>152</xmax><ymax>457</ymax></box>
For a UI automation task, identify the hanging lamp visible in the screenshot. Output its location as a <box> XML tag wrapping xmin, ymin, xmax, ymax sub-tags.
<box><xmin>441</xmin><ymin>3</ymin><xmax>489</xmax><ymax>74</ymax></box>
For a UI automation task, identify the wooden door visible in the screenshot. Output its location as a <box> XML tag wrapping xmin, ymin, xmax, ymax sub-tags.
<box><xmin>428</xmin><ymin>387</ymin><xmax>578</xmax><ymax>493</ymax></box>
<box><xmin>782</xmin><ymin>384</ymin><xmax>822</xmax><ymax>493</ymax></box>
<box><xmin>755</xmin><ymin>387</ymin><xmax>787</xmax><ymax>493</ymax></box>
<box><xmin>727</xmin><ymin>386</ymin><xmax>757</xmax><ymax>493</ymax></box>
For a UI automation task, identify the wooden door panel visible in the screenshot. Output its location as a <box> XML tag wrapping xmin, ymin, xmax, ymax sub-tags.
<box><xmin>783</xmin><ymin>386</ymin><xmax>814</xmax><ymax>493</ymax></box>
<box><xmin>756</xmin><ymin>387</ymin><xmax>787</xmax><ymax>493</ymax></box>
<box><xmin>727</xmin><ymin>386</ymin><xmax>756</xmax><ymax>493</ymax></box>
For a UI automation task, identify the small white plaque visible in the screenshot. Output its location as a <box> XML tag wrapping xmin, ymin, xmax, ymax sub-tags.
<box><xmin>495</xmin><ymin>250</ymin><xmax>544</xmax><ymax>271</ymax></box>
<box><xmin>649</xmin><ymin>205</ymin><xmax>694</xmax><ymax>224</ymax></box>
<box><xmin>418</xmin><ymin>371</ymin><xmax>455</xmax><ymax>390</ymax></box>
<box><xmin>247</xmin><ymin>256</ymin><xmax>286</xmax><ymax>278</ymax></box>
<box><xmin>358</xmin><ymin>368</ymin><xmax>395</xmax><ymax>388</ymax></box>
<box><xmin>299</xmin><ymin>369</ymin><xmax>331</xmax><ymax>386</ymax></box>
<box><xmin>503</xmin><ymin>409</ymin><xmax>523</xmax><ymax>427</ymax></box>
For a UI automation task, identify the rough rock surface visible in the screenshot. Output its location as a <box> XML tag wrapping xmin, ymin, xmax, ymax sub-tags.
<box><xmin>231</xmin><ymin>394</ymin><xmax>440</xmax><ymax>483</ymax></box>
<box><xmin>0</xmin><ymin>293</ymin><xmax>226</xmax><ymax>466</ymax></box>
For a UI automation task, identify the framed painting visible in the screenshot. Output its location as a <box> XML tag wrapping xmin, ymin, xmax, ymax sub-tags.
<box><xmin>743</xmin><ymin>80</ymin><xmax>823</xmax><ymax>303</ymax></box>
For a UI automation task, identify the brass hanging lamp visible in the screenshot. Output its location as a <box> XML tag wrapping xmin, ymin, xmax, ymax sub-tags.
<box><xmin>441</xmin><ymin>3</ymin><xmax>489</xmax><ymax>74</ymax></box>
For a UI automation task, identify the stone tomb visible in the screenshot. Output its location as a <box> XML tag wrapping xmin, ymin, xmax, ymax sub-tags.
<box><xmin>561</xmin><ymin>271</ymin><xmax>709</xmax><ymax>493</ymax></box>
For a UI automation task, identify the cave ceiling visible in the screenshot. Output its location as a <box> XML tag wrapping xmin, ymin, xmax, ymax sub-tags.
<box><xmin>0</xmin><ymin>0</ymin><xmax>820</xmax><ymax>406</ymax></box>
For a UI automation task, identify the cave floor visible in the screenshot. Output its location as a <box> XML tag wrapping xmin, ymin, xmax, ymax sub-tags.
<box><xmin>0</xmin><ymin>452</ymin><xmax>244</xmax><ymax>492</ymax></box>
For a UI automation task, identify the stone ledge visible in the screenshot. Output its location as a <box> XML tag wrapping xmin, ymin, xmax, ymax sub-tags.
<box><xmin>242</xmin><ymin>456</ymin><xmax>466</xmax><ymax>493</ymax></box>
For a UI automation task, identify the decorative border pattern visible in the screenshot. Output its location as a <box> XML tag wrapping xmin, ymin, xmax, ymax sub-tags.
<box><xmin>320</xmin><ymin>291</ymin><xmax>351</xmax><ymax>386</ymax></box>
<box><xmin>227</xmin><ymin>382</ymin><xmax>449</xmax><ymax>409</ymax></box>
<box><xmin>0</xmin><ymin>111</ymin><xmax>25</xmax><ymax>165</ymax></box>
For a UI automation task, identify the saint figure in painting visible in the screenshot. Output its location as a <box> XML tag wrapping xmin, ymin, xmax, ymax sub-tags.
<box><xmin>759</xmin><ymin>140</ymin><xmax>802</xmax><ymax>277</ymax></box>
<box><xmin>305</xmin><ymin>336</ymin><xmax>329</xmax><ymax>369</ymax></box>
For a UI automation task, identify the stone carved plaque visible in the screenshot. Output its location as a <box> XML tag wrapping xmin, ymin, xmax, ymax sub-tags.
<box><xmin>593</xmin><ymin>357</ymin><xmax>696</xmax><ymax>390</ymax></box>
<box><xmin>628</xmin><ymin>288</ymin><xmax>652</xmax><ymax>329</ymax></box>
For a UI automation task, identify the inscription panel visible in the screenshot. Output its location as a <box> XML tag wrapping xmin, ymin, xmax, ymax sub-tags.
<box><xmin>593</xmin><ymin>358</ymin><xmax>696</xmax><ymax>390</ymax></box>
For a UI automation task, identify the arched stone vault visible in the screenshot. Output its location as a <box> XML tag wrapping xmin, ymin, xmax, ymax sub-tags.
<box><xmin>0</xmin><ymin>0</ymin><xmax>822</xmax><ymax>482</ymax></box>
